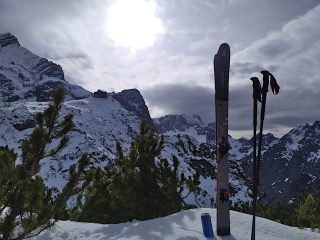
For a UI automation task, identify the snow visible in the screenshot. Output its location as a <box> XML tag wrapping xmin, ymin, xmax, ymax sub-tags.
<box><xmin>229</xmin><ymin>178</ymin><xmax>251</xmax><ymax>204</ymax></box>
<box><xmin>0</xmin><ymin>36</ymin><xmax>91</xmax><ymax>103</ymax></box>
<box><xmin>67</xmin><ymin>83</ymin><xmax>91</xmax><ymax>99</ymax></box>
<box><xmin>284</xmin><ymin>125</ymin><xmax>307</xmax><ymax>151</ymax></box>
<box><xmin>181</xmin><ymin>114</ymin><xmax>203</xmax><ymax>126</ymax></box>
<box><xmin>31</xmin><ymin>208</ymin><xmax>320</xmax><ymax>240</ymax></box>
<box><xmin>307</xmin><ymin>149</ymin><xmax>320</xmax><ymax>162</ymax></box>
<box><xmin>307</xmin><ymin>173</ymin><xmax>317</xmax><ymax>184</ymax></box>
<box><xmin>228</xmin><ymin>137</ymin><xmax>251</xmax><ymax>161</ymax></box>
<box><xmin>197</xmin><ymin>176</ymin><xmax>215</xmax><ymax>206</ymax></box>
<box><xmin>0</xmin><ymin>96</ymin><xmax>142</xmax><ymax>192</ymax></box>
<box><xmin>164</xmin><ymin>127</ymin><xmax>207</xmax><ymax>144</ymax></box>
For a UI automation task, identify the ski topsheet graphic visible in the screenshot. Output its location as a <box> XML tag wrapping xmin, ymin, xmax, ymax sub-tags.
<box><xmin>214</xmin><ymin>43</ymin><xmax>231</xmax><ymax>236</ymax></box>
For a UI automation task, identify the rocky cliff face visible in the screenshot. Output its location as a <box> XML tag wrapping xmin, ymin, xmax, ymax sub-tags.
<box><xmin>0</xmin><ymin>33</ymin><xmax>19</xmax><ymax>47</ymax></box>
<box><xmin>32</xmin><ymin>58</ymin><xmax>65</xmax><ymax>80</ymax></box>
<box><xmin>154</xmin><ymin>114</ymin><xmax>204</xmax><ymax>134</ymax></box>
<box><xmin>0</xmin><ymin>32</ymin><xmax>90</xmax><ymax>102</ymax></box>
<box><xmin>259</xmin><ymin>121</ymin><xmax>320</xmax><ymax>204</ymax></box>
<box><xmin>113</xmin><ymin>89</ymin><xmax>154</xmax><ymax>128</ymax></box>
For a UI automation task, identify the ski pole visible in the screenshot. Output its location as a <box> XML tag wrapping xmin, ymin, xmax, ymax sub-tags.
<box><xmin>251</xmin><ymin>71</ymin><xmax>279</xmax><ymax>240</ymax></box>
<box><xmin>250</xmin><ymin>77</ymin><xmax>261</xmax><ymax>240</ymax></box>
<box><xmin>255</xmin><ymin>71</ymin><xmax>269</xmax><ymax>189</ymax></box>
<box><xmin>256</xmin><ymin>71</ymin><xmax>280</xmax><ymax>186</ymax></box>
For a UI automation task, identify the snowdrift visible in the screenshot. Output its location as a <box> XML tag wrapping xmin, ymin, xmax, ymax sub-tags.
<box><xmin>31</xmin><ymin>208</ymin><xmax>319</xmax><ymax>240</ymax></box>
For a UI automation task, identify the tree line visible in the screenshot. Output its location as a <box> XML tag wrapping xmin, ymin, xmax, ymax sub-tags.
<box><xmin>232</xmin><ymin>191</ymin><xmax>320</xmax><ymax>230</ymax></box>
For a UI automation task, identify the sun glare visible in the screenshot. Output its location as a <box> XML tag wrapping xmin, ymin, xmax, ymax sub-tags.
<box><xmin>106</xmin><ymin>0</ymin><xmax>165</xmax><ymax>50</ymax></box>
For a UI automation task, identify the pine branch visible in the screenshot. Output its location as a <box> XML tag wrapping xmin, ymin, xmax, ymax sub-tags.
<box><xmin>13</xmin><ymin>220</ymin><xmax>57</xmax><ymax>240</ymax></box>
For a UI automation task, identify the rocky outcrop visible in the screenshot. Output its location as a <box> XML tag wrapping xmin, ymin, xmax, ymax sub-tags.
<box><xmin>25</xmin><ymin>81</ymin><xmax>65</xmax><ymax>101</ymax></box>
<box><xmin>113</xmin><ymin>89</ymin><xmax>154</xmax><ymax>128</ymax></box>
<box><xmin>154</xmin><ymin>115</ymin><xmax>203</xmax><ymax>134</ymax></box>
<box><xmin>0</xmin><ymin>33</ymin><xmax>19</xmax><ymax>47</ymax></box>
<box><xmin>32</xmin><ymin>58</ymin><xmax>65</xmax><ymax>80</ymax></box>
<box><xmin>13</xmin><ymin>119</ymin><xmax>35</xmax><ymax>131</ymax></box>
<box><xmin>93</xmin><ymin>90</ymin><xmax>108</xmax><ymax>98</ymax></box>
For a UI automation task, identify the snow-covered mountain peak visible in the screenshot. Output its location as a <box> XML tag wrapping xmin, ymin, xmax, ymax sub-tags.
<box><xmin>308</xmin><ymin>120</ymin><xmax>320</xmax><ymax>136</ymax></box>
<box><xmin>0</xmin><ymin>32</ymin><xmax>90</xmax><ymax>102</ymax></box>
<box><xmin>181</xmin><ymin>114</ymin><xmax>204</xmax><ymax>126</ymax></box>
<box><xmin>153</xmin><ymin>114</ymin><xmax>210</xmax><ymax>145</ymax></box>
<box><xmin>279</xmin><ymin>123</ymin><xmax>313</xmax><ymax>152</ymax></box>
<box><xmin>259</xmin><ymin>120</ymin><xmax>320</xmax><ymax>204</ymax></box>
<box><xmin>153</xmin><ymin>114</ymin><xmax>204</xmax><ymax>133</ymax></box>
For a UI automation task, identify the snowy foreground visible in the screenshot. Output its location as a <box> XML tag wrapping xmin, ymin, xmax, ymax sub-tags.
<box><xmin>31</xmin><ymin>208</ymin><xmax>319</xmax><ymax>240</ymax></box>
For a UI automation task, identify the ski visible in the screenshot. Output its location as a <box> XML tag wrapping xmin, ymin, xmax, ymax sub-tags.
<box><xmin>214</xmin><ymin>43</ymin><xmax>231</xmax><ymax>236</ymax></box>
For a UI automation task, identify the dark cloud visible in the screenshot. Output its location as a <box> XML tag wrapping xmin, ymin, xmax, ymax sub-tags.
<box><xmin>143</xmin><ymin>77</ymin><xmax>320</xmax><ymax>135</ymax></box>
<box><xmin>229</xmin><ymin>80</ymin><xmax>320</xmax><ymax>132</ymax></box>
<box><xmin>230</xmin><ymin>62</ymin><xmax>263</xmax><ymax>75</ymax></box>
<box><xmin>258</xmin><ymin>39</ymin><xmax>291</xmax><ymax>58</ymax></box>
<box><xmin>229</xmin><ymin>3</ymin><xmax>320</xmax><ymax>134</ymax></box>
<box><xmin>142</xmin><ymin>83</ymin><xmax>215</xmax><ymax>123</ymax></box>
<box><xmin>143</xmin><ymin>82</ymin><xmax>258</xmax><ymax>131</ymax></box>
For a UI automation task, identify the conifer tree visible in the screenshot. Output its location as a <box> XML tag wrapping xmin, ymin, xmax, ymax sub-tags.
<box><xmin>0</xmin><ymin>87</ymin><xmax>91</xmax><ymax>240</ymax></box>
<box><xmin>297</xmin><ymin>193</ymin><xmax>316</xmax><ymax>228</ymax></box>
<box><xmin>75</xmin><ymin>121</ymin><xmax>200</xmax><ymax>223</ymax></box>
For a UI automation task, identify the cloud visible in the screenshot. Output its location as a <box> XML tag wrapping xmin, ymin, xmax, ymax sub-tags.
<box><xmin>230</xmin><ymin>3</ymin><xmax>320</xmax><ymax>132</ymax></box>
<box><xmin>143</xmin><ymin>82</ymin><xmax>253</xmax><ymax>131</ymax></box>
<box><xmin>230</xmin><ymin>62</ymin><xmax>265</xmax><ymax>76</ymax></box>
<box><xmin>0</xmin><ymin>0</ymin><xmax>319</xmax><ymax>136</ymax></box>
<box><xmin>143</xmin><ymin>83</ymin><xmax>215</xmax><ymax>123</ymax></box>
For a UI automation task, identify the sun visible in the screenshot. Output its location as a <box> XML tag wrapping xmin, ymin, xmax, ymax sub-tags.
<box><xmin>106</xmin><ymin>0</ymin><xmax>165</xmax><ymax>50</ymax></box>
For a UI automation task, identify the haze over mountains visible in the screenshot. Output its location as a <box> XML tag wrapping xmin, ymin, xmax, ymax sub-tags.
<box><xmin>0</xmin><ymin>33</ymin><xmax>319</xmax><ymax>206</ymax></box>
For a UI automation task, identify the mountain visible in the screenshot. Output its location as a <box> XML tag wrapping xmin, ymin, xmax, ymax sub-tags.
<box><xmin>0</xmin><ymin>32</ymin><xmax>90</xmax><ymax>102</ymax></box>
<box><xmin>113</xmin><ymin>89</ymin><xmax>154</xmax><ymax>127</ymax></box>
<box><xmin>1</xmin><ymin>32</ymin><xmax>319</xmax><ymax>207</ymax></box>
<box><xmin>153</xmin><ymin>114</ymin><xmax>282</xmax><ymax>205</ymax></box>
<box><xmin>259</xmin><ymin>121</ymin><xmax>320</xmax><ymax>204</ymax></box>
<box><xmin>30</xmin><ymin>208</ymin><xmax>320</xmax><ymax>240</ymax></box>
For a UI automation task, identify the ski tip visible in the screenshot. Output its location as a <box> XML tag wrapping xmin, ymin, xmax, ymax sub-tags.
<box><xmin>217</xmin><ymin>43</ymin><xmax>230</xmax><ymax>57</ymax></box>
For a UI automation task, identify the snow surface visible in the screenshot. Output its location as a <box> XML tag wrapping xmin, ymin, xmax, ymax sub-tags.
<box><xmin>228</xmin><ymin>137</ymin><xmax>251</xmax><ymax>161</ymax></box>
<box><xmin>282</xmin><ymin>125</ymin><xmax>307</xmax><ymax>157</ymax></box>
<box><xmin>164</xmin><ymin>127</ymin><xmax>207</xmax><ymax>144</ymax></box>
<box><xmin>307</xmin><ymin>149</ymin><xmax>320</xmax><ymax>162</ymax></box>
<box><xmin>31</xmin><ymin>208</ymin><xmax>319</xmax><ymax>240</ymax></box>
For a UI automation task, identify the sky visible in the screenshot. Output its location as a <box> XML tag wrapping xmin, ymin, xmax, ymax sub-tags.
<box><xmin>0</xmin><ymin>0</ymin><xmax>319</xmax><ymax>138</ymax></box>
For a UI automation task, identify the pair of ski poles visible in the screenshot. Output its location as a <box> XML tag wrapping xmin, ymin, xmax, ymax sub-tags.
<box><xmin>250</xmin><ymin>70</ymin><xmax>280</xmax><ymax>240</ymax></box>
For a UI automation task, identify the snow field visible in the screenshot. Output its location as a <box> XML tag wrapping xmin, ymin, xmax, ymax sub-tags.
<box><xmin>31</xmin><ymin>208</ymin><xmax>320</xmax><ymax>240</ymax></box>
